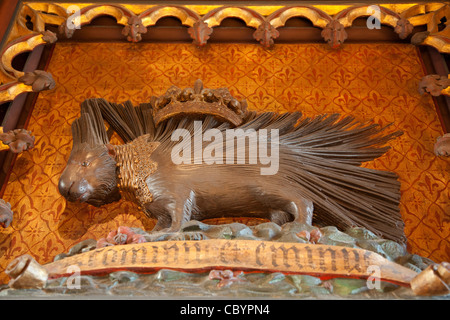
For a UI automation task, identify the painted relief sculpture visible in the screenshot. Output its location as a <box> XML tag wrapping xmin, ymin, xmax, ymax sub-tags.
<box><xmin>4</xmin><ymin>80</ymin><xmax>450</xmax><ymax>297</ymax></box>
<box><xmin>58</xmin><ymin>80</ymin><xmax>405</xmax><ymax>242</ymax></box>
<box><xmin>0</xmin><ymin>1</ymin><xmax>449</xmax><ymax>299</ymax></box>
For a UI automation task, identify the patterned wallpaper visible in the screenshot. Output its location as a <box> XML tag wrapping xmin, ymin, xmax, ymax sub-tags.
<box><xmin>0</xmin><ymin>42</ymin><xmax>448</xmax><ymax>284</ymax></box>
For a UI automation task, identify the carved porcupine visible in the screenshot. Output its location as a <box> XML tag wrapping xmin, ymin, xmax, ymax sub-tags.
<box><xmin>58</xmin><ymin>81</ymin><xmax>405</xmax><ymax>242</ymax></box>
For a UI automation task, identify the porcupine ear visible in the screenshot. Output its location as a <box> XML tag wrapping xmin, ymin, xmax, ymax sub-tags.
<box><xmin>70</xmin><ymin>111</ymin><xmax>108</xmax><ymax>153</ymax></box>
<box><xmin>105</xmin><ymin>143</ymin><xmax>116</xmax><ymax>158</ymax></box>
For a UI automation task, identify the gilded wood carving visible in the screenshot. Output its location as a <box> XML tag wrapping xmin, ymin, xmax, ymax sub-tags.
<box><xmin>0</xmin><ymin>2</ymin><xmax>450</xmax><ymax>104</ymax></box>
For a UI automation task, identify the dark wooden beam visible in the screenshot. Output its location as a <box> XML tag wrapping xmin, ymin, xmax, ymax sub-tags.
<box><xmin>418</xmin><ymin>46</ymin><xmax>450</xmax><ymax>133</ymax></box>
<box><xmin>0</xmin><ymin>0</ymin><xmax>21</xmax><ymax>47</ymax></box>
<box><xmin>0</xmin><ymin>43</ymin><xmax>53</xmax><ymax>194</ymax></box>
<box><xmin>2</xmin><ymin>45</ymin><xmax>44</xmax><ymax>131</ymax></box>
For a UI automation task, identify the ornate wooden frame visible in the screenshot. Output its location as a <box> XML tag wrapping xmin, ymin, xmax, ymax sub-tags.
<box><xmin>0</xmin><ymin>2</ymin><xmax>449</xmax><ymax>296</ymax></box>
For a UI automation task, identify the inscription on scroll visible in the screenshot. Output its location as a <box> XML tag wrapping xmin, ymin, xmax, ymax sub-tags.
<box><xmin>45</xmin><ymin>240</ymin><xmax>417</xmax><ymax>285</ymax></box>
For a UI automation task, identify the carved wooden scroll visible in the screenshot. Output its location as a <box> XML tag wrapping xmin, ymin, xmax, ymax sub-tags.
<box><xmin>7</xmin><ymin>240</ymin><xmax>450</xmax><ymax>296</ymax></box>
<box><xmin>19</xmin><ymin>240</ymin><xmax>419</xmax><ymax>286</ymax></box>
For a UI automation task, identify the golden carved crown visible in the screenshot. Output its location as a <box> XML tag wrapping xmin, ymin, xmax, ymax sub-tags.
<box><xmin>151</xmin><ymin>79</ymin><xmax>248</xmax><ymax>127</ymax></box>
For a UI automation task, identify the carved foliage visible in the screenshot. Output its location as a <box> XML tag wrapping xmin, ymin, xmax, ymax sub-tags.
<box><xmin>209</xmin><ymin>270</ymin><xmax>245</xmax><ymax>288</ymax></box>
<box><xmin>0</xmin><ymin>199</ymin><xmax>13</xmax><ymax>228</ymax></box>
<box><xmin>58</xmin><ymin>21</ymin><xmax>75</xmax><ymax>39</ymax></box>
<box><xmin>122</xmin><ymin>16</ymin><xmax>147</xmax><ymax>43</ymax></box>
<box><xmin>418</xmin><ymin>74</ymin><xmax>450</xmax><ymax>97</ymax></box>
<box><xmin>18</xmin><ymin>70</ymin><xmax>56</xmax><ymax>92</ymax></box>
<box><xmin>434</xmin><ymin>133</ymin><xmax>450</xmax><ymax>157</ymax></box>
<box><xmin>253</xmin><ymin>21</ymin><xmax>280</xmax><ymax>48</ymax></box>
<box><xmin>395</xmin><ymin>18</ymin><xmax>414</xmax><ymax>39</ymax></box>
<box><xmin>96</xmin><ymin>226</ymin><xmax>147</xmax><ymax>248</ymax></box>
<box><xmin>188</xmin><ymin>20</ymin><xmax>213</xmax><ymax>46</ymax></box>
<box><xmin>321</xmin><ymin>20</ymin><xmax>348</xmax><ymax>48</ymax></box>
<box><xmin>0</xmin><ymin>128</ymin><xmax>35</xmax><ymax>153</ymax></box>
<box><xmin>41</xmin><ymin>30</ymin><xmax>58</xmax><ymax>44</ymax></box>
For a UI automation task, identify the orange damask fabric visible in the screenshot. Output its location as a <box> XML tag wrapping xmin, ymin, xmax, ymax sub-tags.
<box><xmin>0</xmin><ymin>43</ymin><xmax>448</xmax><ymax>284</ymax></box>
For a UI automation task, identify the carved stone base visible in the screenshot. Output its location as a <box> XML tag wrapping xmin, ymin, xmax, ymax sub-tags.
<box><xmin>3</xmin><ymin>221</ymin><xmax>448</xmax><ymax>298</ymax></box>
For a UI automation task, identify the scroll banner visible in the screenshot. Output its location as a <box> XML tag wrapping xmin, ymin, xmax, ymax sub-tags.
<box><xmin>43</xmin><ymin>240</ymin><xmax>418</xmax><ymax>286</ymax></box>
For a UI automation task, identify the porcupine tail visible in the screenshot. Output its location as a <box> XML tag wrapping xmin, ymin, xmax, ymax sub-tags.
<box><xmin>241</xmin><ymin>112</ymin><xmax>405</xmax><ymax>242</ymax></box>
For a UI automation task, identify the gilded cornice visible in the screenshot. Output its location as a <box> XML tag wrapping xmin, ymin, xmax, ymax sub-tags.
<box><xmin>0</xmin><ymin>1</ymin><xmax>449</xmax><ymax>104</ymax></box>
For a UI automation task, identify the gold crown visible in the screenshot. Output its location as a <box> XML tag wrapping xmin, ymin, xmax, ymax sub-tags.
<box><xmin>152</xmin><ymin>79</ymin><xmax>248</xmax><ymax>127</ymax></box>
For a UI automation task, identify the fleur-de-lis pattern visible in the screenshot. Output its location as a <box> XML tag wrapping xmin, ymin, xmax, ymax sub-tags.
<box><xmin>0</xmin><ymin>42</ymin><xmax>448</xmax><ymax>284</ymax></box>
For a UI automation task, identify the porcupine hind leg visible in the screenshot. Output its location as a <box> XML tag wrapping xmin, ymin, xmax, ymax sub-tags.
<box><xmin>269</xmin><ymin>210</ymin><xmax>292</xmax><ymax>225</ymax></box>
<box><xmin>270</xmin><ymin>198</ymin><xmax>313</xmax><ymax>226</ymax></box>
<box><xmin>152</xmin><ymin>218</ymin><xmax>171</xmax><ymax>232</ymax></box>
